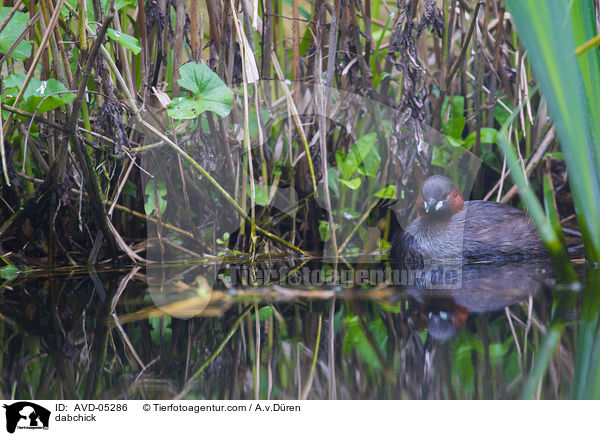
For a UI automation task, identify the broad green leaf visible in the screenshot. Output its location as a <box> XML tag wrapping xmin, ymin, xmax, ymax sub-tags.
<box><xmin>115</xmin><ymin>0</ymin><xmax>137</xmax><ymax>10</ymax></box>
<box><xmin>168</xmin><ymin>62</ymin><xmax>233</xmax><ymax>118</ymax></box>
<box><xmin>374</xmin><ymin>185</ymin><xmax>396</xmax><ymax>200</ymax></box>
<box><xmin>255</xmin><ymin>306</ymin><xmax>274</xmax><ymax>322</ymax></box>
<box><xmin>446</xmin><ymin>136</ymin><xmax>465</xmax><ymax>148</ymax></box>
<box><xmin>0</xmin><ymin>8</ymin><xmax>32</xmax><ymax>61</ymax></box>
<box><xmin>441</xmin><ymin>96</ymin><xmax>466</xmax><ymax>138</ymax></box>
<box><xmin>26</xmin><ymin>78</ymin><xmax>75</xmax><ymax>113</ymax></box>
<box><xmin>451</xmin><ymin>344</ymin><xmax>475</xmax><ymax>397</ymax></box>
<box><xmin>318</xmin><ymin>220</ymin><xmax>332</xmax><ymax>242</ymax></box>
<box><xmin>494</xmin><ymin>100</ymin><xmax>512</xmax><ymax>126</ymax></box>
<box><xmin>342</xmin><ymin>208</ymin><xmax>361</xmax><ymax>219</ymax></box>
<box><xmin>342</xmin><ymin>315</ymin><xmax>387</xmax><ymax>370</ymax></box>
<box><xmin>144</xmin><ymin>179</ymin><xmax>168</xmax><ymax>216</ymax></box>
<box><xmin>336</xmin><ymin>133</ymin><xmax>376</xmax><ymax>179</ymax></box>
<box><xmin>339</xmin><ymin>177</ymin><xmax>361</xmax><ymax>190</ymax></box>
<box><xmin>431</xmin><ymin>145</ymin><xmax>452</xmax><ymax>168</ymax></box>
<box><xmin>481</xmin><ymin>143</ymin><xmax>501</xmax><ymax>171</ymax></box>
<box><xmin>107</xmin><ymin>28</ymin><xmax>141</xmax><ymax>54</ymax></box>
<box><xmin>3</xmin><ymin>74</ymin><xmax>74</xmax><ymax>113</ymax></box>
<box><xmin>464</xmin><ymin>127</ymin><xmax>498</xmax><ymax>148</ymax></box>
<box><xmin>247</xmin><ymin>184</ymin><xmax>269</xmax><ymax>206</ymax></box>
<box><xmin>0</xmin><ymin>265</ymin><xmax>19</xmax><ymax>281</ymax></box>
<box><xmin>356</xmin><ymin>147</ymin><xmax>381</xmax><ymax>178</ymax></box>
<box><xmin>327</xmin><ymin>168</ymin><xmax>340</xmax><ymax>198</ymax></box>
<box><xmin>335</xmin><ymin>150</ymin><xmax>352</xmax><ymax>180</ymax></box>
<box><xmin>167</xmin><ymin>97</ymin><xmax>202</xmax><ymax>119</ymax></box>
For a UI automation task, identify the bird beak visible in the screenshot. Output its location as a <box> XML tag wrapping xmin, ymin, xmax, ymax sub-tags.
<box><xmin>424</xmin><ymin>198</ymin><xmax>436</xmax><ymax>214</ymax></box>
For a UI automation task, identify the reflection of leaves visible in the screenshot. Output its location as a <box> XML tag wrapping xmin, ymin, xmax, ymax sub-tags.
<box><xmin>342</xmin><ymin>315</ymin><xmax>387</xmax><ymax>370</ymax></box>
<box><xmin>167</xmin><ymin>62</ymin><xmax>233</xmax><ymax>119</ymax></box>
<box><xmin>252</xmin><ymin>306</ymin><xmax>273</xmax><ymax>322</ymax></box>
<box><xmin>452</xmin><ymin>344</ymin><xmax>475</xmax><ymax>396</ymax></box>
<box><xmin>149</xmin><ymin>316</ymin><xmax>171</xmax><ymax>345</ymax></box>
<box><xmin>0</xmin><ymin>8</ymin><xmax>33</xmax><ymax>60</ymax></box>
<box><xmin>0</xmin><ymin>265</ymin><xmax>19</xmax><ymax>281</ymax></box>
<box><xmin>450</xmin><ymin>331</ymin><xmax>483</xmax><ymax>397</ymax></box>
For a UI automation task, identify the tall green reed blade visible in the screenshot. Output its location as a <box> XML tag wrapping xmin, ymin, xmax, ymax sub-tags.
<box><xmin>571</xmin><ymin>0</ymin><xmax>600</xmax><ymax>160</ymax></box>
<box><xmin>496</xmin><ymin>87</ymin><xmax>578</xmax><ymax>284</ymax></box>
<box><xmin>571</xmin><ymin>268</ymin><xmax>600</xmax><ymax>399</ymax></box>
<box><xmin>504</xmin><ymin>0</ymin><xmax>600</xmax><ymax>263</ymax></box>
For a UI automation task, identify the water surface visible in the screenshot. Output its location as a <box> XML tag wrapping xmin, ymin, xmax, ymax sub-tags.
<box><xmin>0</xmin><ymin>257</ymin><xmax>595</xmax><ymax>399</ymax></box>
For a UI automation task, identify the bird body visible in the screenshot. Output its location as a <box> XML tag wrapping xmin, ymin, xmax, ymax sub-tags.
<box><xmin>391</xmin><ymin>175</ymin><xmax>547</xmax><ymax>263</ymax></box>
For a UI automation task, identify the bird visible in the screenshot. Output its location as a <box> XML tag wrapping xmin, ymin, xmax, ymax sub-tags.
<box><xmin>391</xmin><ymin>175</ymin><xmax>548</xmax><ymax>264</ymax></box>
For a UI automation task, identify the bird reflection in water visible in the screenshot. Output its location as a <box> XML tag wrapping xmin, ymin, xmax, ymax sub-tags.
<box><xmin>404</xmin><ymin>259</ymin><xmax>554</xmax><ymax>341</ymax></box>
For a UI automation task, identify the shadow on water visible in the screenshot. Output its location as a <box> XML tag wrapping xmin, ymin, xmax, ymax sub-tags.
<box><xmin>0</xmin><ymin>257</ymin><xmax>597</xmax><ymax>399</ymax></box>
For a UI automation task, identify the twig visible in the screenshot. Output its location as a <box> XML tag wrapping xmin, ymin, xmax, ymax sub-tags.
<box><xmin>175</xmin><ymin>305</ymin><xmax>253</xmax><ymax>399</ymax></box>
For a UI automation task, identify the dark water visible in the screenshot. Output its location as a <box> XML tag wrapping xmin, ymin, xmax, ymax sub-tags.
<box><xmin>0</xmin><ymin>257</ymin><xmax>597</xmax><ymax>400</ymax></box>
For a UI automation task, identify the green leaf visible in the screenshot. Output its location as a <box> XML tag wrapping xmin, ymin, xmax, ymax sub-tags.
<box><xmin>342</xmin><ymin>208</ymin><xmax>361</xmax><ymax>219</ymax></box>
<box><xmin>464</xmin><ymin>127</ymin><xmax>498</xmax><ymax>149</ymax></box>
<box><xmin>247</xmin><ymin>108</ymin><xmax>270</xmax><ymax>138</ymax></box>
<box><xmin>167</xmin><ymin>96</ymin><xmax>203</xmax><ymax>119</ymax></box>
<box><xmin>144</xmin><ymin>179</ymin><xmax>168</xmax><ymax>216</ymax></box>
<box><xmin>356</xmin><ymin>147</ymin><xmax>381</xmax><ymax>178</ymax></box>
<box><xmin>115</xmin><ymin>0</ymin><xmax>137</xmax><ymax>10</ymax></box>
<box><xmin>0</xmin><ymin>265</ymin><xmax>19</xmax><ymax>281</ymax></box>
<box><xmin>431</xmin><ymin>145</ymin><xmax>452</xmax><ymax>168</ymax></box>
<box><xmin>3</xmin><ymin>74</ymin><xmax>75</xmax><ymax>113</ymax></box>
<box><xmin>319</xmin><ymin>220</ymin><xmax>332</xmax><ymax>242</ymax></box>
<box><xmin>247</xmin><ymin>184</ymin><xmax>269</xmax><ymax>206</ymax></box>
<box><xmin>446</xmin><ymin>135</ymin><xmax>465</xmax><ymax>148</ymax></box>
<box><xmin>281</xmin><ymin>0</ymin><xmax>311</xmax><ymax>19</ymax></box>
<box><xmin>441</xmin><ymin>96</ymin><xmax>466</xmax><ymax>138</ymax></box>
<box><xmin>0</xmin><ymin>8</ymin><xmax>33</xmax><ymax>61</ymax></box>
<box><xmin>107</xmin><ymin>28</ymin><xmax>141</xmax><ymax>54</ymax></box>
<box><xmin>254</xmin><ymin>306</ymin><xmax>274</xmax><ymax>322</ymax></box>
<box><xmin>327</xmin><ymin>168</ymin><xmax>340</xmax><ymax>198</ymax></box>
<box><xmin>451</xmin><ymin>343</ymin><xmax>476</xmax><ymax>397</ymax></box>
<box><xmin>481</xmin><ymin>143</ymin><xmax>501</xmax><ymax>171</ymax></box>
<box><xmin>168</xmin><ymin>62</ymin><xmax>233</xmax><ymax>118</ymax></box>
<box><xmin>342</xmin><ymin>315</ymin><xmax>387</xmax><ymax>370</ymax></box>
<box><xmin>494</xmin><ymin>100</ymin><xmax>512</xmax><ymax>126</ymax></box>
<box><xmin>374</xmin><ymin>185</ymin><xmax>397</xmax><ymax>200</ymax></box>
<box><xmin>339</xmin><ymin>177</ymin><xmax>361</xmax><ymax>190</ymax></box>
<box><xmin>336</xmin><ymin>133</ymin><xmax>376</xmax><ymax>179</ymax></box>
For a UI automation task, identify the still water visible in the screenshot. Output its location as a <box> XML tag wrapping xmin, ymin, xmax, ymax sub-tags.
<box><xmin>1</xmin><ymin>257</ymin><xmax>597</xmax><ymax>400</ymax></box>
